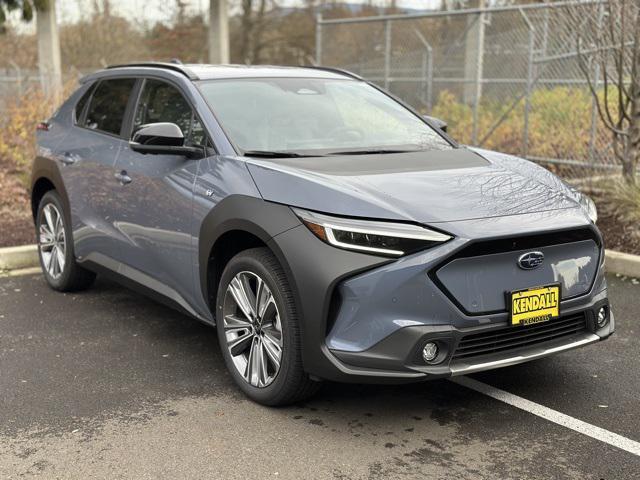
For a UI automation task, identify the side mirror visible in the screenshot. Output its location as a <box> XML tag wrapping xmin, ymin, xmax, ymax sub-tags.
<box><xmin>422</xmin><ymin>115</ymin><xmax>448</xmax><ymax>133</ymax></box>
<box><xmin>129</xmin><ymin>122</ymin><xmax>203</xmax><ymax>159</ymax></box>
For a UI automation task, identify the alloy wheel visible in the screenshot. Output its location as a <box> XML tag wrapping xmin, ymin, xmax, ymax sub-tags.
<box><xmin>222</xmin><ymin>271</ymin><xmax>283</xmax><ymax>388</ymax></box>
<box><xmin>39</xmin><ymin>203</ymin><xmax>66</xmax><ymax>279</ymax></box>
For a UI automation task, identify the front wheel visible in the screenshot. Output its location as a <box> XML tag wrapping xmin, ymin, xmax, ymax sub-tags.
<box><xmin>36</xmin><ymin>190</ymin><xmax>96</xmax><ymax>291</ymax></box>
<box><xmin>216</xmin><ymin>247</ymin><xmax>320</xmax><ymax>406</ymax></box>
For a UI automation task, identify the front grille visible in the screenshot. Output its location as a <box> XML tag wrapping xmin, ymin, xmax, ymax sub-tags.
<box><xmin>452</xmin><ymin>313</ymin><xmax>588</xmax><ymax>360</ymax></box>
<box><xmin>431</xmin><ymin>228</ymin><xmax>601</xmax><ymax>316</ymax></box>
<box><xmin>446</xmin><ymin>228</ymin><xmax>599</xmax><ymax>260</ymax></box>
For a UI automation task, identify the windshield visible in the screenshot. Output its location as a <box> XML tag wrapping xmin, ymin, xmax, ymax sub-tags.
<box><xmin>197</xmin><ymin>78</ymin><xmax>452</xmax><ymax>155</ymax></box>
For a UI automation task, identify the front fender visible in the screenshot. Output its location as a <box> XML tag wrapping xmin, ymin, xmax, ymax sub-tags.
<box><xmin>197</xmin><ymin>195</ymin><xmax>302</xmax><ymax>311</ymax></box>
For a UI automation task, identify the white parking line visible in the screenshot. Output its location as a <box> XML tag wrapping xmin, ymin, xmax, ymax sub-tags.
<box><xmin>450</xmin><ymin>376</ymin><xmax>640</xmax><ymax>457</ymax></box>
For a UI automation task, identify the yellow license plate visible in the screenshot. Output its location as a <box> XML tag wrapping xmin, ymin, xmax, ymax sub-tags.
<box><xmin>510</xmin><ymin>284</ymin><xmax>560</xmax><ymax>326</ymax></box>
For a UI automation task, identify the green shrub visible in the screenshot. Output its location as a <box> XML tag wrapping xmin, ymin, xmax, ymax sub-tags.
<box><xmin>0</xmin><ymin>84</ymin><xmax>76</xmax><ymax>185</ymax></box>
<box><xmin>431</xmin><ymin>86</ymin><xmax>615</xmax><ymax>164</ymax></box>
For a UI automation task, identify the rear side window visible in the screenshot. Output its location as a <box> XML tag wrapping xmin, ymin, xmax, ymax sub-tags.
<box><xmin>84</xmin><ymin>78</ymin><xmax>136</xmax><ymax>136</ymax></box>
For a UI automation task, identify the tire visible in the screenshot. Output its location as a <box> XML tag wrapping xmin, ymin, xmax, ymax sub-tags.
<box><xmin>216</xmin><ymin>247</ymin><xmax>320</xmax><ymax>406</ymax></box>
<box><xmin>36</xmin><ymin>190</ymin><xmax>96</xmax><ymax>292</ymax></box>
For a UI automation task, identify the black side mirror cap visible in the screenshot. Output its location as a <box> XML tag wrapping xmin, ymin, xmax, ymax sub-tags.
<box><xmin>422</xmin><ymin>115</ymin><xmax>448</xmax><ymax>133</ymax></box>
<box><xmin>129</xmin><ymin>142</ymin><xmax>204</xmax><ymax>159</ymax></box>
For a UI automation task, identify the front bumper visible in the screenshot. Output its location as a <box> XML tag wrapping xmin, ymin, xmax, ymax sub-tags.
<box><xmin>330</xmin><ymin>296</ymin><xmax>613</xmax><ymax>381</ymax></box>
<box><xmin>270</xmin><ymin>209</ymin><xmax>614</xmax><ymax>383</ymax></box>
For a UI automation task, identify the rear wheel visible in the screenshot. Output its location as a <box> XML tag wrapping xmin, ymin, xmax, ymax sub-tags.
<box><xmin>36</xmin><ymin>191</ymin><xmax>96</xmax><ymax>291</ymax></box>
<box><xmin>216</xmin><ymin>247</ymin><xmax>320</xmax><ymax>406</ymax></box>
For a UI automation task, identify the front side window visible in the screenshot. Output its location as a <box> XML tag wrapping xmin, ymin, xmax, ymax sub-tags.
<box><xmin>84</xmin><ymin>78</ymin><xmax>136</xmax><ymax>135</ymax></box>
<box><xmin>133</xmin><ymin>79</ymin><xmax>206</xmax><ymax>147</ymax></box>
<box><xmin>197</xmin><ymin>77</ymin><xmax>452</xmax><ymax>155</ymax></box>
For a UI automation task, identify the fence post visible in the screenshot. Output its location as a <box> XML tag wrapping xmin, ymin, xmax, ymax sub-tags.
<box><xmin>384</xmin><ymin>19</ymin><xmax>392</xmax><ymax>90</ymax></box>
<box><xmin>414</xmin><ymin>29</ymin><xmax>433</xmax><ymax>111</ymax></box>
<box><xmin>427</xmin><ymin>48</ymin><xmax>433</xmax><ymax>112</ymax></box>
<box><xmin>9</xmin><ymin>61</ymin><xmax>22</xmax><ymax>98</ymax></box>
<box><xmin>421</xmin><ymin>51</ymin><xmax>428</xmax><ymax>106</ymax></box>
<box><xmin>470</xmin><ymin>9</ymin><xmax>486</xmax><ymax>145</ymax></box>
<box><xmin>315</xmin><ymin>13</ymin><xmax>323</xmax><ymax>66</ymax></box>
<box><xmin>521</xmin><ymin>9</ymin><xmax>535</xmax><ymax>158</ymax></box>
<box><xmin>541</xmin><ymin>7</ymin><xmax>550</xmax><ymax>58</ymax></box>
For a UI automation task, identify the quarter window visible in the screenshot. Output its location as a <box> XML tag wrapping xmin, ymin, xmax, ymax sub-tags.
<box><xmin>84</xmin><ymin>78</ymin><xmax>136</xmax><ymax>135</ymax></box>
<box><xmin>133</xmin><ymin>79</ymin><xmax>207</xmax><ymax>147</ymax></box>
<box><xmin>74</xmin><ymin>84</ymin><xmax>95</xmax><ymax>124</ymax></box>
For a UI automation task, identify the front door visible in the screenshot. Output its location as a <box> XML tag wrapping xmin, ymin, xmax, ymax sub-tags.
<box><xmin>113</xmin><ymin>78</ymin><xmax>209</xmax><ymax>317</ymax></box>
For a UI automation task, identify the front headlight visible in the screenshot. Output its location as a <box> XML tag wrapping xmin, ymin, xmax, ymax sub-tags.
<box><xmin>293</xmin><ymin>208</ymin><xmax>452</xmax><ymax>257</ymax></box>
<box><xmin>578</xmin><ymin>193</ymin><xmax>598</xmax><ymax>224</ymax></box>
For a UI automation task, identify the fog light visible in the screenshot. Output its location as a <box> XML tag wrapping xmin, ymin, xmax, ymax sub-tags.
<box><xmin>597</xmin><ymin>307</ymin><xmax>608</xmax><ymax>327</ymax></box>
<box><xmin>422</xmin><ymin>342</ymin><xmax>439</xmax><ymax>363</ymax></box>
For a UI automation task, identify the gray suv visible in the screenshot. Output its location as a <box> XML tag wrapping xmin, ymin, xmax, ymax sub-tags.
<box><xmin>31</xmin><ymin>63</ymin><xmax>613</xmax><ymax>405</ymax></box>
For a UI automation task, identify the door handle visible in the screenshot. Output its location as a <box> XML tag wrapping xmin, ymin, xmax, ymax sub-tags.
<box><xmin>115</xmin><ymin>170</ymin><xmax>132</xmax><ymax>185</ymax></box>
<box><xmin>59</xmin><ymin>152</ymin><xmax>77</xmax><ymax>165</ymax></box>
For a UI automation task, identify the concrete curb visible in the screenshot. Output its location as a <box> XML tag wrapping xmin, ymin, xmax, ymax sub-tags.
<box><xmin>0</xmin><ymin>244</ymin><xmax>39</xmax><ymax>271</ymax></box>
<box><xmin>0</xmin><ymin>244</ymin><xmax>639</xmax><ymax>279</ymax></box>
<box><xmin>604</xmin><ymin>250</ymin><xmax>640</xmax><ymax>279</ymax></box>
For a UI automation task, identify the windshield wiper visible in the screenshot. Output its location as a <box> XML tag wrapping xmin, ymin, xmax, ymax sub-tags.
<box><xmin>242</xmin><ymin>150</ymin><xmax>317</xmax><ymax>158</ymax></box>
<box><xmin>326</xmin><ymin>148</ymin><xmax>419</xmax><ymax>156</ymax></box>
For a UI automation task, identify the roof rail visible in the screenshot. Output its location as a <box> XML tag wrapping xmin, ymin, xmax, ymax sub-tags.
<box><xmin>302</xmin><ymin>66</ymin><xmax>363</xmax><ymax>80</ymax></box>
<box><xmin>106</xmin><ymin>62</ymin><xmax>199</xmax><ymax>80</ymax></box>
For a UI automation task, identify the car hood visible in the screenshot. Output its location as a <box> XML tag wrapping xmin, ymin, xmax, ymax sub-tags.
<box><xmin>244</xmin><ymin>147</ymin><xmax>581</xmax><ymax>224</ymax></box>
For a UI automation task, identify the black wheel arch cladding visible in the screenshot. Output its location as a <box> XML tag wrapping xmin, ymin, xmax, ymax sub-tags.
<box><xmin>31</xmin><ymin>156</ymin><xmax>72</xmax><ymax>226</ymax></box>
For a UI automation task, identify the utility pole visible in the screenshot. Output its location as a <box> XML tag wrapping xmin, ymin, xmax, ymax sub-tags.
<box><xmin>209</xmin><ymin>0</ymin><xmax>230</xmax><ymax>64</ymax></box>
<box><xmin>464</xmin><ymin>0</ymin><xmax>486</xmax><ymax>144</ymax></box>
<box><xmin>36</xmin><ymin>0</ymin><xmax>62</xmax><ymax>103</ymax></box>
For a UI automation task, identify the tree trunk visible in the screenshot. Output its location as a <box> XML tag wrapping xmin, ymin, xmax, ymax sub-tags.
<box><xmin>622</xmin><ymin>8</ymin><xmax>640</xmax><ymax>185</ymax></box>
<box><xmin>239</xmin><ymin>0</ymin><xmax>254</xmax><ymax>63</ymax></box>
<box><xmin>36</xmin><ymin>0</ymin><xmax>62</xmax><ymax>105</ymax></box>
<box><xmin>209</xmin><ymin>0</ymin><xmax>230</xmax><ymax>64</ymax></box>
<box><xmin>626</xmin><ymin>100</ymin><xmax>640</xmax><ymax>185</ymax></box>
<box><xmin>250</xmin><ymin>0</ymin><xmax>268</xmax><ymax>63</ymax></box>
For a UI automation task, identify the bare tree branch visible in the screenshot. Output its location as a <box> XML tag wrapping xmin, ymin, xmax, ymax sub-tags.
<box><xmin>568</xmin><ymin>0</ymin><xmax>639</xmax><ymax>182</ymax></box>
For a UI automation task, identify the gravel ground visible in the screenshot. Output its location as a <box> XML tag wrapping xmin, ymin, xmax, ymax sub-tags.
<box><xmin>597</xmin><ymin>210</ymin><xmax>640</xmax><ymax>256</ymax></box>
<box><xmin>0</xmin><ymin>170</ymin><xmax>33</xmax><ymax>248</ymax></box>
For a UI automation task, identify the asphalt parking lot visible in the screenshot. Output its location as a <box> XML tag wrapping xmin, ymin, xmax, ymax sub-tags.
<box><xmin>1</xmin><ymin>271</ymin><xmax>639</xmax><ymax>479</ymax></box>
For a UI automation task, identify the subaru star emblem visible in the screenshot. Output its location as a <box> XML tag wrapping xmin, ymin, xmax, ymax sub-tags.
<box><xmin>518</xmin><ymin>251</ymin><xmax>545</xmax><ymax>270</ymax></box>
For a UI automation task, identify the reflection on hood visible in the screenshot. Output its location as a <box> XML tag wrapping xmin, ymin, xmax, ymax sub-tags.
<box><xmin>245</xmin><ymin>147</ymin><xmax>581</xmax><ymax>224</ymax></box>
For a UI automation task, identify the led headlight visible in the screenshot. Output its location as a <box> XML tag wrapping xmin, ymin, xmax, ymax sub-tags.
<box><xmin>293</xmin><ymin>208</ymin><xmax>452</xmax><ymax>257</ymax></box>
<box><xmin>579</xmin><ymin>194</ymin><xmax>598</xmax><ymax>224</ymax></box>
<box><xmin>566</xmin><ymin>185</ymin><xmax>598</xmax><ymax>224</ymax></box>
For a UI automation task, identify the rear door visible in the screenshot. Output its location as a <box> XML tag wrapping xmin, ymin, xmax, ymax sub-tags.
<box><xmin>112</xmin><ymin>78</ymin><xmax>208</xmax><ymax>317</ymax></box>
<box><xmin>58</xmin><ymin>77</ymin><xmax>138</xmax><ymax>262</ymax></box>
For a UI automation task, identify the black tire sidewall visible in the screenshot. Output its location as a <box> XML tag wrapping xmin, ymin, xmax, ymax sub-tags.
<box><xmin>36</xmin><ymin>191</ymin><xmax>75</xmax><ymax>290</ymax></box>
<box><xmin>216</xmin><ymin>249</ymin><xmax>299</xmax><ymax>405</ymax></box>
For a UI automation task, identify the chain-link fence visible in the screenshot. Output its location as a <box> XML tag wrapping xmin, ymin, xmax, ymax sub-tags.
<box><xmin>0</xmin><ymin>68</ymin><xmax>43</xmax><ymax>108</ymax></box>
<box><xmin>316</xmin><ymin>0</ymin><xmax>625</xmax><ymax>183</ymax></box>
<box><xmin>0</xmin><ymin>66</ymin><xmax>90</xmax><ymax>111</ymax></box>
